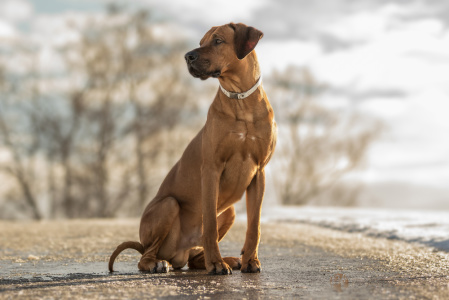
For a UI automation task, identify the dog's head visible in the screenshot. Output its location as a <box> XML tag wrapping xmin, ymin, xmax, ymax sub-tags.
<box><xmin>185</xmin><ymin>23</ymin><xmax>263</xmax><ymax>80</ymax></box>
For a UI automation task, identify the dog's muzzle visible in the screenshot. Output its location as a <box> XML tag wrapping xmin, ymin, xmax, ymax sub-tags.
<box><xmin>185</xmin><ymin>50</ymin><xmax>221</xmax><ymax>79</ymax></box>
<box><xmin>185</xmin><ymin>51</ymin><xmax>199</xmax><ymax>64</ymax></box>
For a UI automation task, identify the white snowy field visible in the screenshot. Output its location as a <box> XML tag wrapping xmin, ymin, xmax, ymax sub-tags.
<box><xmin>250</xmin><ymin>206</ymin><xmax>449</xmax><ymax>252</ymax></box>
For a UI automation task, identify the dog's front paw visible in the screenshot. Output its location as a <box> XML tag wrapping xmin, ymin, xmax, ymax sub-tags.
<box><xmin>207</xmin><ymin>260</ymin><xmax>232</xmax><ymax>275</ymax></box>
<box><xmin>241</xmin><ymin>258</ymin><xmax>261</xmax><ymax>273</ymax></box>
<box><xmin>223</xmin><ymin>256</ymin><xmax>242</xmax><ymax>270</ymax></box>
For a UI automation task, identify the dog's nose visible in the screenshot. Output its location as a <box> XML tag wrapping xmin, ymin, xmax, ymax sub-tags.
<box><xmin>185</xmin><ymin>51</ymin><xmax>199</xmax><ymax>63</ymax></box>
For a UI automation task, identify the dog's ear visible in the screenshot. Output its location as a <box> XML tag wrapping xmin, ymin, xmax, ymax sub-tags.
<box><xmin>232</xmin><ymin>23</ymin><xmax>264</xmax><ymax>60</ymax></box>
<box><xmin>200</xmin><ymin>26</ymin><xmax>218</xmax><ymax>46</ymax></box>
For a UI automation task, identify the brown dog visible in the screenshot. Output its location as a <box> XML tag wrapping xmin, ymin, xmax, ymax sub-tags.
<box><xmin>109</xmin><ymin>22</ymin><xmax>276</xmax><ymax>275</ymax></box>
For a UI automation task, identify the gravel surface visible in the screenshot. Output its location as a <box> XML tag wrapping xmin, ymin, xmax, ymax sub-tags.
<box><xmin>1</xmin><ymin>219</ymin><xmax>448</xmax><ymax>299</ymax></box>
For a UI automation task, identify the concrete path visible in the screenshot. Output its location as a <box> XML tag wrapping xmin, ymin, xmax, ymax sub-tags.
<box><xmin>1</xmin><ymin>219</ymin><xmax>448</xmax><ymax>299</ymax></box>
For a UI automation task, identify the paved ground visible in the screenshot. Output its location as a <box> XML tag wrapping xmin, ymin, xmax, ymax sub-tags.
<box><xmin>1</xmin><ymin>219</ymin><xmax>448</xmax><ymax>299</ymax></box>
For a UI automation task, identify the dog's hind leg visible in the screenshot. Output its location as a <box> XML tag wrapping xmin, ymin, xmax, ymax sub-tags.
<box><xmin>138</xmin><ymin>197</ymin><xmax>180</xmax><ymax>273</ymax></box>
<box><xmin>188</xmin><ymin>205</ymin><xmax>241</xmax><ymax>270</ymax></box>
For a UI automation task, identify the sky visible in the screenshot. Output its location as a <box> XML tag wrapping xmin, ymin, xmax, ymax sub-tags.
<box><xmin>0</xmin><ymin>0</ymin><xmax>448</xmax><ymax>209</ymax></box>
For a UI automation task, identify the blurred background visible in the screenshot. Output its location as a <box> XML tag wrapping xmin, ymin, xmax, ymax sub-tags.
<box><xmin>0</xmin><ymin>0</ymin><xmax>448</xmax><ymax>220</ymax></box>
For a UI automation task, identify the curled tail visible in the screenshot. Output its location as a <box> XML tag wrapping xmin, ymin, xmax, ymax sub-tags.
<box><xmin>108</xmin><ymin>241</ymin><xmax>144</xmax><ymax>272</ymax></box>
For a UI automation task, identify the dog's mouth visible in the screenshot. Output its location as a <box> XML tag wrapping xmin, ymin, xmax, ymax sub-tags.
<box><xmin>187</xmin><ymin>64</ymin><xmax>221</xmax><ymax>80</ymax></box>
<box><xmin>210</xmin><ymin>70</ymin><xmax>221</xmax><ymax>78</ymax></box>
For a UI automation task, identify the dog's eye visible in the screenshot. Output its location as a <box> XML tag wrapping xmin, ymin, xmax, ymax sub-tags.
<box><xmin>214</xmin><ymin>39</ymin><xmax>223</xmax><ymax>45</ymax></box>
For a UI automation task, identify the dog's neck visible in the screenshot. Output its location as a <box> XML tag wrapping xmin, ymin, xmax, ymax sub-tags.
<box><xmin>214</xmin><ymin>52</ymin><xmax>268</xmax><ymax>122</ymax></box>
<box><xmin>218</xmin><ymin>52</ymin><xmax>261</xmax><ymax>96</ymax></box>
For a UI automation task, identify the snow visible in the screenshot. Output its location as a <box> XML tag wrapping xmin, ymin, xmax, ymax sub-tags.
<box><xmin>253</xmin><ymin>206</ymin><xmax>449</xmax><ymax>252</ymax></box>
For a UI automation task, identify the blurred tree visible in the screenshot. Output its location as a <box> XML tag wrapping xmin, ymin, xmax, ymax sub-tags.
<box><xmin>0</xmin><ymin>61</ymin><xmax>44</xmax><ymax>220</ymax></box>
<box><xmin>0</xmin><ymin>7</ymin><xmax>201</xmax><ymax>219</ymax></box>
<box><xmin>267</xmin><ymin>67</ymin><xmax>382</xmax><ymax>206</ymax></box>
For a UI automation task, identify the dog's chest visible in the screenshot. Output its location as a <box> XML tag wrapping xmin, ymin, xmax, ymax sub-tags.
<box><xmin>223</xmin><ymin>118</ymin><xmax>273</xmax><ymax>165</ymax></box>
<box><xmin>215</xmin><ymin>118</ymin><xmax>273</xmax><ymax>207</ymax></box>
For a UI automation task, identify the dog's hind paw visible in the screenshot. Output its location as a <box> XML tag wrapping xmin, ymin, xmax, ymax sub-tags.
<box><xmin>138</xmin><ymin>259</ymin><xmax>170</xmax><ymax>273</ymax></box>
<box><xmin>223</xmin><ymin>256</ymin><xmax>242</xmax><ymax>270</ymax></box>
<box><xmin>156</xmin><ymin>260</ymin><xmax>169</xmax><ymax>273</ymax></box>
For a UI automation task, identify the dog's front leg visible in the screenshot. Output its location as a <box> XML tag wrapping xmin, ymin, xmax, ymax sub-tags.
<box><xmin>201</xmin><ymin>165</ymin><xmax>232</xmax><ymax>275</ymax></box>
<box><xmin>241</xmin><ymin>169</ymin><xmax>265</xmax><ymax>273</ymax></box>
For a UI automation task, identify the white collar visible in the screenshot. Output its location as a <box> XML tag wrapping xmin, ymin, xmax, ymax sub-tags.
<box><xmin>219</xmin><ymin>76</ymin><xmax>262</xmax><ymax>100</ymax></box>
